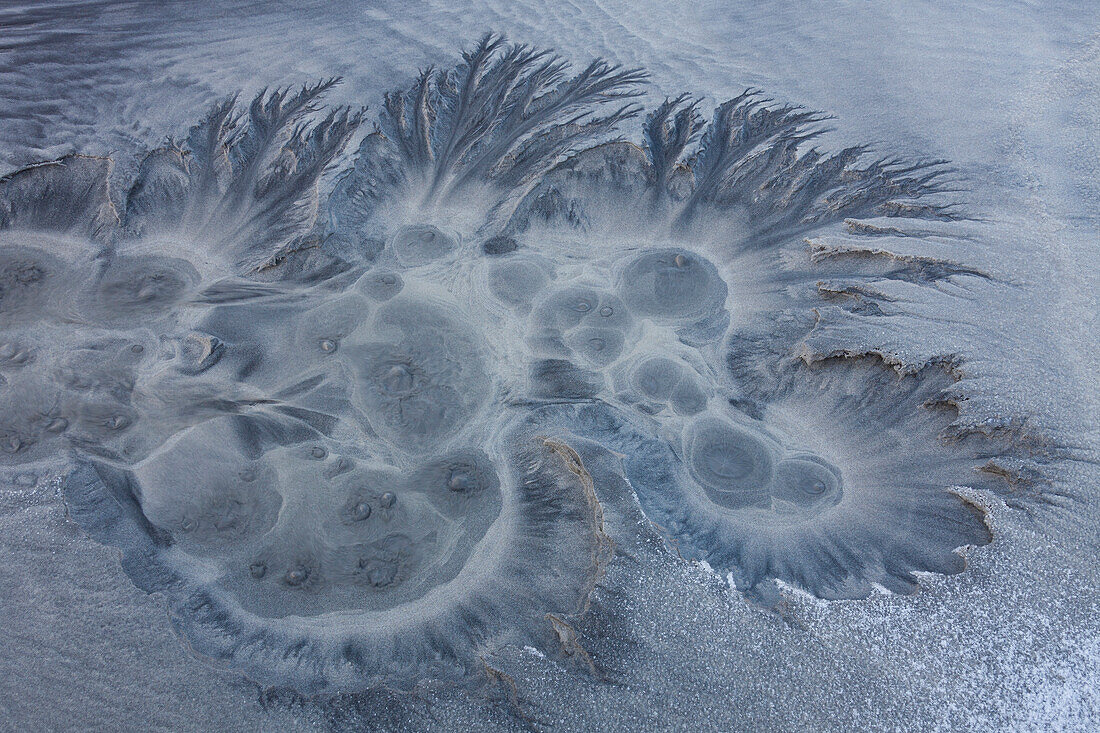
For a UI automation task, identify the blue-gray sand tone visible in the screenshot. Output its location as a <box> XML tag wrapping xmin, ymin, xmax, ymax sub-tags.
<box><xmin>1</xmin><ymin>3</ymin><xmax>1097</xmax><ymax>731</ymax></box>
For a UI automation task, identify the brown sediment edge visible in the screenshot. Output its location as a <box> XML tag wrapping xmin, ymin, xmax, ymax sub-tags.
<box><xmin>798</xmin><ymin>338</ymin><xmax>1039</xmax><ymax>448</ymax></box>
<box><xmin>544</xmin><ymin>613</ymin><xmax>597</xmax><ymax>675</ymax></box>
<box><xmin>802</xmin><ymin>315</ymin><xmax>959</xmax><ymax>384</ymax></box>
<box><xmin>843</xmin><ymin>219</ymin><xmax>909</xmax><ymax>237</ymax></box>
<box><xmin>799</xmin><ymin>335</ymin><xmax>1051</xmax><ymax>453</ymax></box>
<box><xmin>805</xmin><ymin>236</ymin><xmax>992</xmax><ymax>280</ymax></box>
<box><xmin>794</xmin><ymin>342</ymin><xmax>1056</xmax><ymax>539</ymax></box>
<box><xmin>815</xmin><ymin>280</ymin><xmax>899</xmax><ymax>303</ymax></box>
<box><xmin>947</xmin><ymin>487</ymin><xmax>996</xmax><ymax>545</ymax></box>
<box><xmin>538</xmin><ymin>436</ymin><xmax>614</xmax><ymax>615</ymax></box>
<box><xmin>537</xmin><ymin>436</ymin><xmax>615</xmax><ymax>673</ymax></box>
<box><xmin>478</xmin><ymin>657</ymin><xmax>522</xmax><ymax>710</ymax></box>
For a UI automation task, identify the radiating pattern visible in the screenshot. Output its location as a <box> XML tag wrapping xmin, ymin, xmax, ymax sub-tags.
<box><xmin>0</xmin><ymin>36</ymin><xmax>1016</xmax><ymax>694</ymax></box>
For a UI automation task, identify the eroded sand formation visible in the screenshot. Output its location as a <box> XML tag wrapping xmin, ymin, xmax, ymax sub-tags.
<box><xmin>0</xmin><ymin>34</ymin><xmax>1021</xmax><ymax>695</ymax></box>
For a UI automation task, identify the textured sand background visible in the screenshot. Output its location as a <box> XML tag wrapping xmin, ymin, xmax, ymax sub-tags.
<box><xmin>0</xmin><ymin>2</ymin><xmax>1097</xmax><ymax>730</ymax></box>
